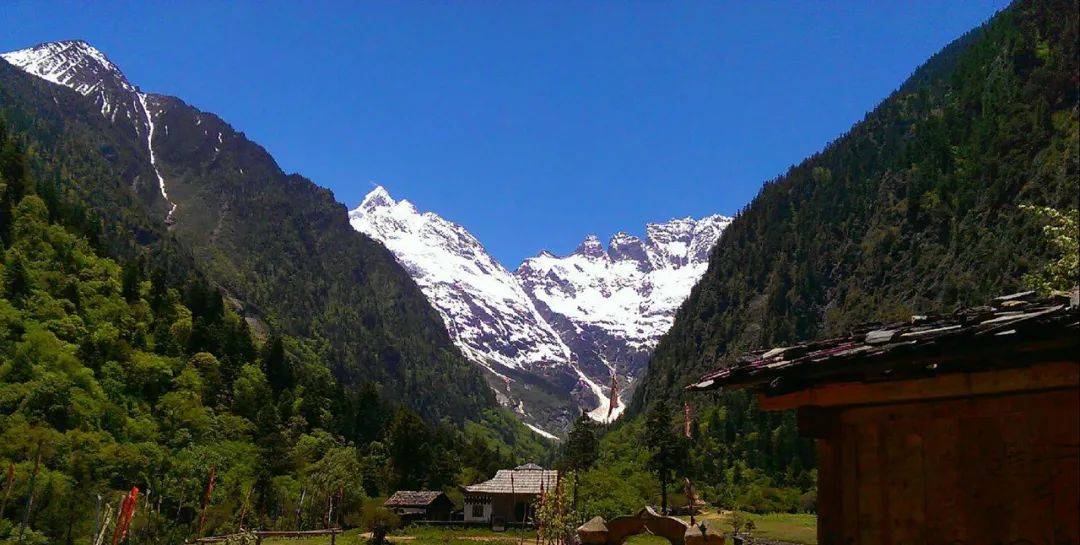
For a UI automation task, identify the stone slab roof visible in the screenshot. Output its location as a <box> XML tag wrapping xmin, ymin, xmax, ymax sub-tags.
<box><xmin>687</xmin><ymin>289</ymin><xmax>1079</xmax><ymax>395</ymax></box>
<box><xmin>384</xmin><ymin>490</ymin><xmax>446</xmax><ymax>507</ymax></box>
<box><xmin>464</xmin><ymin>466</ymin><xmax>558</xmax><ymax>495</ymax></box>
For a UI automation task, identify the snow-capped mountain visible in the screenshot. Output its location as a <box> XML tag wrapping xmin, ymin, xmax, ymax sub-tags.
<box><xmin>2</xmin><ymin>39</ymin><xmax>136</xmax><ymax>112</ymax></box>
<box><xmin>350</xmin><ymin>186</ymin><xmax>730</xmax><ymax>434</ymax></box>
<box><xmin>349</xmin><ymin>187</ymin><xmax>606</xmax><ymax>435</ymax></box>
<box><xmin>2</xmin><ymin>40</ymin><xmax>177</xmax><ymax>221</ymax></box>
<box><xmin>349</xmin><ymin>187</ymin><xmax>573</xmax><ymax>371</ymax></box>
<box><xmin>516</xmin><ymin>215</ymin><xmax>732</xmax><ymax>394</ymax></box>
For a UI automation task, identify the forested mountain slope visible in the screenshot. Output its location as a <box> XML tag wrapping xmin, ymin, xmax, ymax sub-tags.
<box><xmin>0</xmin><ymin>41</ymin><xmax>495</xmax><ymax>422</ymax></box>
<box><xmin>633</xmin><ymin>0</ymin><xmax>1078</xmax><ymax>412</ymax></box>
<box><xmin>0</xmin><ymin>124</ymin><xmax>547</xmax><ymax>543</ymax></box>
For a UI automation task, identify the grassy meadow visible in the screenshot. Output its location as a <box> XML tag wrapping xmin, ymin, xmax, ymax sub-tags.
<box><xmin>260</xmin><ymin>510</ymin><xmax>817</xmax><ymax>545</ymax></box>
<box><xmin>679</xmin><ymin>510</ymin><xmax>817</xmax><ymax>544</ymax></box>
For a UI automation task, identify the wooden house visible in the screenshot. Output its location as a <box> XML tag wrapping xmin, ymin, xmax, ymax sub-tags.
<box><xmin>687</xmin><ymin>290</ymin><xmax>1079</xmax><ymax>544</ymax></box>
<box><xmin>383</xmin><ymin>490</ymin><xmax>455</xmax><ymax>522</ymax></box>
<box><xmin>463</xmin><ymin>463</ymin><xmax>558</xmax><ymax>526</ymax></box>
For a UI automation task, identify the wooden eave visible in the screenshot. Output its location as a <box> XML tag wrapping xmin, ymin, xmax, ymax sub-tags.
<box><xmin>758</xmin><ymin>360</ymin><xmax>1079</xmax><ymax>411</ymax></box>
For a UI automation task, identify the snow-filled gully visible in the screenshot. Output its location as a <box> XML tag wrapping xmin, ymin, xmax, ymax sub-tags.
<box><xmin>138</xmin><ymin>93</ymin><xmax>177</xmax><ymax>225</ymax></box>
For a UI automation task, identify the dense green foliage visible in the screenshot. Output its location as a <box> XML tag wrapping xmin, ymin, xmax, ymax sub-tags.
<box><xmin>1021</xmin><ymin>203</ymin><xmax>1079</xmax><ymax>292</ymax></box>
<box><xmin>562</xmin><ymin>399</ymin><xmax>813</xmax><ymax>518</ymax></box>
<box><xmin>2</xmin><ymin>1</ymin><xmax>1077</xmax><ymax>539</ymax></box>
<box><xmin>579</xmin><ymin>0</ymin><xmax>1080</xmax><ymax>517</ymax></box>
<box><xmin>0</xmin><ymin>125</ymin><xmax>548</xmax><ymax>544</ymax></box>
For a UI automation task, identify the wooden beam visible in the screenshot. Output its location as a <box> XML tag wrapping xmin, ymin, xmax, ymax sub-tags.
<box><xmin>796</xmin><ymin>406</ymin><xmax>840</xmax><ymax>439</ymax></box>
<box><xmin>815</xmin><ymin>437</ymin><xmax>842</xmax><ymax>545</ymax></box>
<box><xmin>758</xmin><ymin>361</ymin><xmax>1079</xmax><ymax>411</ymax></box>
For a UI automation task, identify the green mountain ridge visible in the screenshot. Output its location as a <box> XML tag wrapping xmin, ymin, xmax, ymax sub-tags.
<box><xmin>632</xmin><ymin>0</ymin><xmax>1078</xmax><ymax>414</ymax></box>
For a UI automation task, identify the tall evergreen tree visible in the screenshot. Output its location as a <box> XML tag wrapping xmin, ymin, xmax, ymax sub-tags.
<box><xmin>563</xmin><ymin>411</ymin><xmax>599</xmax><ymax>511</ymax></box>
<box><xmin>121</xmin><ymin>258</ymin><xmax>143</xmax><ymax>302</ymax></box>
<box><xmin>644</xmin><ymin>401</ymin><xmax>687</xmax><ymax>514</ymax></box>
<box><xmin>262</xmin><ymin>335</ymin><xmax>293</xmax><ymax>393</ymax></box>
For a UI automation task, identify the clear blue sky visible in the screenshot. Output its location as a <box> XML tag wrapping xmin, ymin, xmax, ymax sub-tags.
<box><xmin>2</xmin><ymin>1</ymin><xmax>1008</xmax><ymax>267</ymax></box>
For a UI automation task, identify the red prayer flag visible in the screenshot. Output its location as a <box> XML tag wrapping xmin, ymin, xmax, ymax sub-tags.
<box><xmin>112</xmin><ymin>487</ymin><xmax>139</xmax><ymax>545</ymax></box>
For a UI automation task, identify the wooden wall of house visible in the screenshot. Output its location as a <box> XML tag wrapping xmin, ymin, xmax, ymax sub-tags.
<box><xmin>421</xmin><ymin>497</ymin><xmax>453</xmax><ymax>521</ymax></box>
<box><xmin>816</xmin><ymin>387</ymin><xmax>1079</xmax><ymax>545</ymax></box>
<box><xmin>490</xmin><ymin>494</ymin><xmax>536</xmax><ymax>524</ymax></box>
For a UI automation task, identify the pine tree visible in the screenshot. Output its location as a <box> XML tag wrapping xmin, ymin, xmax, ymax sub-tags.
<box><xmin>262</xmin><ymin>336</ymin><xmax>293</xmax><ymax>393</ymax></box>
<box><xmin>121</xmin><ymin>259</ymin><xmax>143</xmax><ymax>302</ymax></box>
<box><xmin>644</xmin><ymin>401</ymin><xmax>687</xmax><ymax>514</ymax></box>
<box><xmin>3</xmin><ymin>252</ymin><xmax>31</xmax><ymax>301</ymax></box>
<box><xmin>563</xmin><ymin>411</ymin><xmax>599</xmax><ymax>511</ymax></box>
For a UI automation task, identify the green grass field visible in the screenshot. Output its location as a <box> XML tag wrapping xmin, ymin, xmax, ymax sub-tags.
<box><xmin>260</xmin><ymin>528</ymin><xmax>366</xmax><ymax>545</ymax></box>
<box><xmin>395</xmin><ymin>525</ymin><xmax>533</xmax><ymax>545</ymax></box>
<box><xmin>261</xmin><ymin>525</ymin><xmax>533</xmax><ymax>545</ymax></box>
<box><xmin>261</xmin><ymin>512</ymin><xmax>816</xmax><ymax>545</ymax></box>
<box><xmin>622</xmin><ymin>534</ymin><xmax>673</xmax><ymax>545</ymax></box>
<box><xmin>681</xmin><ymin>510</ymin><xmax>817</xmax><ymax>544</ymax></box>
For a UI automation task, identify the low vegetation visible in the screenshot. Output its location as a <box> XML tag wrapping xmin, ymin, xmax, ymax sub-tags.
<box><xmin>687</xmin><ymin>510</ymin><xmax>817</xmax><ymax>545</ymax></box>
<box><xmin>566</xmin><ymin>411</ymin><xmax>814</xmax><ymax>521</ymax></box>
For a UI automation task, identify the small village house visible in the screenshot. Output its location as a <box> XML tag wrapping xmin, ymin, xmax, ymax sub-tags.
<box><xmin>383</xmin><ymin>491</ymin><xmax>455</xmax><ymax>523</ymax></box>
<box><xmin>463</xmin><ymin>463</ymin><xmax>558</xmax><ymax>526</ymax></box>
<box><xmin>688</xmin><ymin>290</ymin><xmax>1079</xmax><ymax>545</ymax></box>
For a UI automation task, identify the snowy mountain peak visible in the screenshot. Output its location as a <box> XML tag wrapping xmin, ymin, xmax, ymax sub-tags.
<box><xmin>574</xmin><ymin>234</ymin><xmax>608</xmax><ymax>259</ymax></box>
<box><xmin>349</xmin><ymin>186</ymin><xmax>574</xmax><ymax>371</ymax></box>
<box><xmin>2</xmin><ymin>40</ymin><xmax>134</xmax><ymax>97</ymax></box>
<box><xmin>644</xmin><ymin>214</ymin><xmax>732</xmax><ymax>268</ymax></box>
<box><xmin>359</xmin><ymin>185</ymin><xmax>396</xmax><ymax>211</ymax></box>
<box><xmin>516</xmin><ymin>214</ymin><xmax>731</xmax><ymax>407</ymax></box>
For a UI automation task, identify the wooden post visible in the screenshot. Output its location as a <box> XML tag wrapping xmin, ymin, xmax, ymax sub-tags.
<box><xmin>510</xmin><ymin>472</ymin><xmax>516</xmax><ymax>529</ymax></box>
